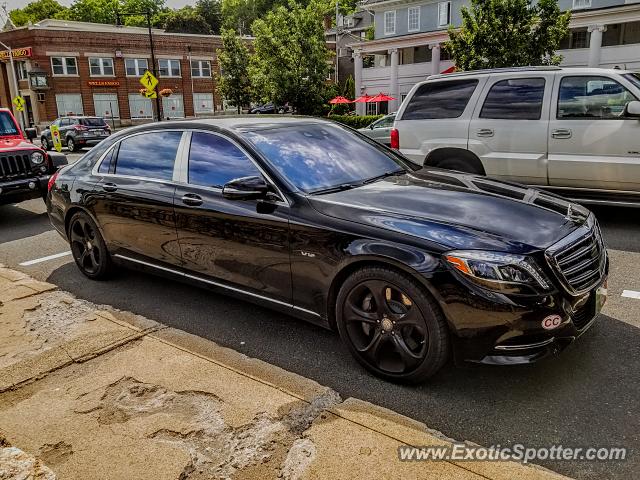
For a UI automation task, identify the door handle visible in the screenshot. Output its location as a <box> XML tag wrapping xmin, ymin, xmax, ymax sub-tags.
<box><xmin>551</xmin><ymin>129</ymin><xmax>572</xmax><ymax>139</ymax></box>
<box><xmin>181</xmin><ymin>193</ymin><xmax>203</xmax><ymax>206</ymax></box>
<box><xmin>476</xmin><ymin>128</ymin><xmax>494</xmax><ymax>137</ymax></box>
<box><xmin>102</xmin><ymin>182</ymin><xmax>118</xmax><ymax>192</ymax></box>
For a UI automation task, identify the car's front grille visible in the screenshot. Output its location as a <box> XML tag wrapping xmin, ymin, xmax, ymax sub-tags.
<box><xmin>0</xmin><ymin>152</ymin><xmax>33</xmax><ymax>180</ymax></box>
<box><xmin>546</xmin><ymin>216</ymin><xmax>606</xmax><ymax>296</ymax></box>
<box><xmin>571</xmin><ymin>298</ymin><xmax>595</xmax><ymax>330</ymax></box>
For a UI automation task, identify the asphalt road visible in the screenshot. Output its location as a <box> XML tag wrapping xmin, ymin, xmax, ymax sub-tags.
<box><xmin>1</xmin><ymin>150</ymin><xmax>639</xmax><ymax>480</ymax></box>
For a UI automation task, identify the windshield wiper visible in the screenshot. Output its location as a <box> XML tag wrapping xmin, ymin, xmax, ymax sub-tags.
<box><xmin>309</xmin><ymin>182</ymin><xmax>360</xmax><ymax>195</ymax></box>
<box><xmin>362</xmin><ymin>170</ymin><xmax>405</xmax><ymax>185</ymax></box>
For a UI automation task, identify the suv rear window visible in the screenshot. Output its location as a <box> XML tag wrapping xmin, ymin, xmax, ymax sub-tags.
<box><xmin>480</xmin><ymin>78</ymin><xmax>546</xmax><ymax>120</ymax></box>
<box><xmin>0</xmin><ymin>111</ymin><xmax>19</xmax><ymax>136</ymax></box>
<box><xmin>402</xmin><ymin>79</ymin><xmax>478</xmax><ymax>120</ymax></box>
<box><xmin>81</xmin><ymin>117</ymin><xmax>107</xmax><ymax>127</ymax></box>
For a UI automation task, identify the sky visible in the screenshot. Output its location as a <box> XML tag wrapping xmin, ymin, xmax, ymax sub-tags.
<box><xmin>4</xmin><ymin>0</ymin><xmax>195</xmax><ymax>12</ymax></box>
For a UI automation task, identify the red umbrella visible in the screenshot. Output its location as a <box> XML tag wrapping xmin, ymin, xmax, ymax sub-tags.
<box><xmin>353</xmin><ymin>94</ymin><xmax>373</xmax><ymax>103</ymax></box>
<box><xmin>368</xmin><ymin>92</ymin><xmax>396</xmax><ymax>102</ymax></box>
<box><xmin>440</xmin><ymin>65</ymin><xmax>456</xmax><ymax>74</ymax></box>
<box><xmin>329</xmin><ymin>96</ymin><xmax>352</xmax><ymax>104</ymax></box>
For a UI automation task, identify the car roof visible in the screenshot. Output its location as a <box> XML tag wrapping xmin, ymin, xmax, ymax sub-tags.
<box><xmin>426</xmin><ymin>66</ymin><xmax>635</xmax><ymax>81</ymax></box>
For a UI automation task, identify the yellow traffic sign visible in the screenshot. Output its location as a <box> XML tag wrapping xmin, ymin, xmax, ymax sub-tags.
<box><xmin>12</xmin><ymin>96</ymin><xmax>25</xmax><ymax>112</ymax></box>
<box><xmin>50</xmin><ymin>125</ymin><xmax>63</xmax><ymax>153</ymax></box>
<box><xmin>142</xmin><ymin>90</ymin><xmax>157</xmax><ymax>99</ymax></box>
<box><xmin>140</xmin><ymin>70</ymin><xmax>158</xmax><ymax>91</ymax></box>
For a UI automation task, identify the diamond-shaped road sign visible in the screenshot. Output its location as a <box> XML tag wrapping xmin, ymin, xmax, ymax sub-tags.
<box><xmin>12</xmin><ymin>96</ymin><xmax>25</xmax><ymax>112</ymax></box>
<box><xmin>140</xmin><ymin>70</ymin><xmax>158</xmax><ymax>91</ymax></box>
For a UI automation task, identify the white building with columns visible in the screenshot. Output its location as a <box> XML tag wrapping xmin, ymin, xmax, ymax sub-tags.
<box><xmin>352</xmin><ymin>0</ymin><xmax>640</xmax><ymax>115</ymax></box>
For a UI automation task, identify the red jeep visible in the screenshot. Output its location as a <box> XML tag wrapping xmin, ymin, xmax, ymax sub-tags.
<box><xmin>0</xmin><ymin>108</ymin><xmax>67</xmax><ymax>205</ymax></box>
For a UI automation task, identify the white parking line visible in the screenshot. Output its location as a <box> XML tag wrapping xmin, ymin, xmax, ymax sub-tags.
<box><xmin>621</xmin><ymin>290</ymin><xmax>640</xmax><ymax>300</ymax></box>
<box><xmin>19</xmin><ymin>251</ymin><xmax>72</xmax><ymax>266</ymax></box>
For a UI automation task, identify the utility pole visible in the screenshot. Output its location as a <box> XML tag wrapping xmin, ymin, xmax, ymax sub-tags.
<box><xmin>0</xmin><ymin>40</ymin><xmax>26</xmax><ymax>130</ymax></box>
<box><xmin>335</xmin><ymin>0</ymin><xmax>339</xmax><ymax>85</ymax></box>
<box><xmin>116</xmin><ymin>9</ymin><xmax>162</xmax><ymax>121</ymax></box>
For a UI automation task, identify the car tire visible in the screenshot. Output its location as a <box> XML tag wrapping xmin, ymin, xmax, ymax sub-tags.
<box><xmin>336</xmin><ymin>266</ymin><xmax>449</xmax><ymax>383</ymax></box>
<box><xmin>67</xmin><ymin>137</ymin><xmax>76</xmax><ymax>152</ymax></box>
<box><xmin>41</xmin><ymin>137</ymin><xmax>51</xmax><ymax>151</ymax></box>
<box><xmin>431</xmin><ymin>157</ymin><xmax>483</xmax><ymax>175</ymax></box>
<box><xmin>68</xmin><ymin>211</ymin><xmax>113</xmax><ymax>280</ymax></box>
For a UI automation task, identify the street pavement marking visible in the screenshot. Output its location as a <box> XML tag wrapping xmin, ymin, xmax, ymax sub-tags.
<box><xmin>19</xmin><ymin>251</ymin><xmax>72</xmax><ymax>266</ymax></box>
<box><xmin>621</xmin><ymin>290</ymin><xmax>640</xmax><ymax>300</ymax></box>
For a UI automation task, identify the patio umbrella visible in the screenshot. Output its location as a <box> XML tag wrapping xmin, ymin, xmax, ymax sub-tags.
<box><xmin>328</xmin><ymin>96</ymin><xmax>352</xmax><ymax>104</ymax></box>
<box><xmin>368</xmin><ymin>92</ymin><xmax>396</xmax><ymax>103</ymax></box>
<box><xmin>353</xmin><ymin>94</ymin><xmax>373</xmax><ymax>103</ymax></box>
<box><xmin>440</xmin><ymin>65</ymin><xmax>456</xmax><ymax>74</ymax></box>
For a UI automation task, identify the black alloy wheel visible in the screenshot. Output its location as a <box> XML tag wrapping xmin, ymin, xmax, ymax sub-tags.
<box><xmin>68</xmin><ymin>212</ymin><xmax>112</xmax><ymax>279</ymax></box>
<box><xmin>336</xmin><ymin>267</ymin><xmax>449</xmax><ymax>383</ymax></box>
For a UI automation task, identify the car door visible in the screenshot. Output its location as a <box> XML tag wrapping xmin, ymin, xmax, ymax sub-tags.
<box><xmin>548</xmin><ymin>74</ymin><xmax>640</xmax><ymax>191</ymax></box>
<box><xmin>91</xmin><ymin>129</ymin><xmax>186</xmax><ymax>268</ymax></box>
<box><xmin>173</xmin><ymin>130</ymin><xmax>292</xmax><ymax>304</ymax></box>
<box><xmin>468</xmin><ymin>74</ymin><xmax>554</xmax><ymax>185</ymax></box>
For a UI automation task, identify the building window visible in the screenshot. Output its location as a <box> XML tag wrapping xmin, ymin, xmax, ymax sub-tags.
<box><xmin>162</xmin><ymin>94</ymin><xmax>184</xmax><ymax>118</ymax></box>
<box><xmin>384</xmin><ymin>11</ymin><xmax>395</xmax><ymax>35</ymax></box>
<box><xmin>571</xmin><ymin>30</ymin><xmax>589</xmax><ymax>49</ymax></box>
<box><xmin>572</xmin><ymin>0</ymin><xmax>591</xmax><ymax>9</ymax></box>
<box><xmin>93</xmin><ymin>93</ymin><xmax>120</xmax><ymax>119</ymax></box>
<box><xmin>128</xmin><ymin>93</ymin><xmax>153</xmax><ymax>119</ymax></box>
<box><xmin>89</xmin><ymin>57</ymin><xmax>114</xmax><ymax>77</ymax></box>
<box><xmin>55</xmin><ymin>93</ymin><xmax>83</xmax><ymax>116</ymax></box>
<box><xmin>438</xmin><ymin>2</ymin><xmax>451</xmax><ymax>27</ymax></box>
<box><xmin>16</xmin><ymin>61</ymin><xmax>28</xmax><ymax>80</ymax></box>
<box><xmin>190</xmin><ymin>60</ymin><xmax>211</xmax><ymax>78</ymax></box>
<box><xmin>125</xmin><ymin>58</ymin><xmax>148</xmax><ymax>77</ymax></box>
<box><xmin>193</xmin><ymin>93</ymin><xmax>214</xmax><ymax>114</ymax></box>
<box><xmin>159</xmin><ymin>59</ymin><xmax>181</xmax><ymax>77</ymax></box>
<box><xmin>51</xmin><ymin>57</ymin><xmax>77</xmax><ymax>76</ymax></box>
<box><xmin>408</xmin><ymin>7</ymin><xmax>420</xmax><ymax>32</ymax></box>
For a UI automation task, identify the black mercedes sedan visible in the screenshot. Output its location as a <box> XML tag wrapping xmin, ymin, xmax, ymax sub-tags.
<box><xmin>46</xmin><ymin>117</ymin><xmax>608</xmax><ymax>382</ymax></box>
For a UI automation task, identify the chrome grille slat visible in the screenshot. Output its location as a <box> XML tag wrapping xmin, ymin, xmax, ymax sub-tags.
<box><xmin>545</xmin><ymin>215</ymin><xmax>606</xmax><ymax>296</ymax></box>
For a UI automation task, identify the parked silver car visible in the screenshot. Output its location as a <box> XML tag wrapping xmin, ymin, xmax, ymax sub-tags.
<box><xmin>359</xmin><ymin>113</ymin><xmax>395</xmax><ymax>146</ymax></box>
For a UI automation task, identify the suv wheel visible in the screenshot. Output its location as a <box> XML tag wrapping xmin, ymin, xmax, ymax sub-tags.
<box><xmin>67</xmin><ymin>137</ymin><xmax>77</xmax><ymax>152</ymax></box>
<box><xmin>41</xmin><ymin>137</ymin><xmax>50</xmax><ymax>151</ymax></box>
<box><xmin>336</xmin><ymin>266</ymin><xmax>449</xmax><ymax>383</ymax></box>
<box><xmin>68</xmin><ymin>212</ymin><xmax>113</xmax><ymax>279</ymax></box>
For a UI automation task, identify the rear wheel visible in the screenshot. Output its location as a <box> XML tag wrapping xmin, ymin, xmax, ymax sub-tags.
<box><xmin>67</xmin><ymin>137</ymin><xmax>76</xmax><ymax>152</ymax></box>
<box><xmin>68</xmin><ymin>212</ymin><xmax>112</xmax><ymax>279</ymax></box>
<box><xmin>336</xmin><ymin>266</ymin><xmax>449</xmax><ymax>383</ymax></box>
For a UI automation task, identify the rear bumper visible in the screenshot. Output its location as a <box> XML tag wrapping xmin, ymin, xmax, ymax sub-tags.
<box><xmin>0</xmin><ymin>176</ymin><xmax>49</xmax><ymax>205</ymax></box>
<box><xmin>74</xmin><ymin>137</ymin><xmax>107</xmax><ymax>147</ymax></box>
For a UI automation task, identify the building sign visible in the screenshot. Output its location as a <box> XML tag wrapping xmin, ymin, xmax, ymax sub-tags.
<box><xmin>0</xmin><ymin>47</ymin><xmax>32</xmax><ymax>60</ymax></box>
<box><xmin>88</xmin><ymin>80</ymin><xmax>120</xmax><ymax>87</ymax></box>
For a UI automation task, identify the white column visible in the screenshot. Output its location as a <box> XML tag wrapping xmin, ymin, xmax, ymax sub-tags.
<box><xmin>388</xmin><ymin>48</ymin><xmax>399</xmax><ymax>112</ymax></box>
<box><xmin>353</xmin><ymin>51</ymin><xmax>365</xmax><ymax>116</ymax></box>
<box><xmin>431</xmin><ymin>44</ymin><xmax>441</xmax><ymax>75</ymax></box>
<box><xmin>587</xmin><ymin>25</ymin><xmax>606</xmax><ymax>68</ymax></box>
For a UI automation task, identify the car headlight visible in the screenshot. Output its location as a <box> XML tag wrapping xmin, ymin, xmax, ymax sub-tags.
<box><xmin>31</xmin><ymin>151</ymin><xmax>45</xmax><ymax>165</ymax></box>
<box><xmin>444</xmin><ymin>250</ymin><xmax>551</xmax><ymax>294</ymax></box>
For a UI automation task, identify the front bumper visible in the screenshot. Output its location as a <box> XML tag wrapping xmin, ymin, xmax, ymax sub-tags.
<box><xmin>434</xmin><ymin>262</ymin><xmax>609</xmax><ymax>366</ymax></box>
<box><xmin>0</xmin><ymin>176</ymin><xmax>49</xmax><ymax>205</ymax></box>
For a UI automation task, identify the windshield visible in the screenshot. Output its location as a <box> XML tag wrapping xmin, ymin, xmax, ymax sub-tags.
<box><xmin>244</xmin><ymin>123</ymin><xmax>410</xmax><ymax>193</ymax></box>
<box><xmin>623</xmin><ymin>73</ymin><xmax>640</xmax><ymax>90</ymax></box>
<box><xmin>0</xmin><ymin>111</ymin><xmax>19</xmax><ymax>137</ymax></box>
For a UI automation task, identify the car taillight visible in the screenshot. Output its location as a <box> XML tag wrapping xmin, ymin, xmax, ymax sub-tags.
<box><xmin>73</xmin><ymin>124</ymin><xmax>88</xmax><ymax>131</ymax></box>
<box><xmin>390</xmin><ymin>128</ymin><xmax>399</xmax><ymax>149</ymax></box>
<box><xmin>48</xmin><ymin>170</ymin><xmax>59</xmax><ymax>192</ymax></box>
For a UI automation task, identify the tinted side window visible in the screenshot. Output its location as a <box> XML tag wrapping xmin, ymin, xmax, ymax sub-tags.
<box><xmin>402</xmin><ymin>80</ymin><xmax>478</xmax><ymax>120</ymax></box>
<box><xmin>558</xmin><ymin>76</ymin><xmax>638</xmax><ymax>119</ymax></box>
<box><xmin>98</xmin><ymin>145</ymin><xmax>117</xmax><ymax>174</ymax></box>
<box><xmin>114</xmin><ymin>131</ymin><xmax>182</xmax><ymax>180</ymax></box>
<box><xmin>480</xmin><ymin>78</ymin><xmax>545</xmax><ymax>120</ymax></box>
<box><xmin>60</xmin><ymin>118</ymin><xmax>71</xmax><ymax>127</ymax></box>
<box><xmin>188</xmin><ymin>132</ymin><xmax>261</xmax><ymax>188</ymax></box>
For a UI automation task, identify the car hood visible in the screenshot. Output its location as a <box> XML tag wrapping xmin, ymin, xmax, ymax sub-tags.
<box><xmin>0</xmin><ymin>137</ymin><xmax>40</xmax><ymax>151</ymax></box>
<box><xmin>307</xmin><ymin>168</ymin><xmax>587</xmax><ymax>254</ymax></box>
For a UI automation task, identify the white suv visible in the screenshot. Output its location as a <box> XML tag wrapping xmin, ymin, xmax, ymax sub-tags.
<box><xmin>393</xmin><ymin>67</ymin><xmax>640</xmax><ymax>206</ymax></box>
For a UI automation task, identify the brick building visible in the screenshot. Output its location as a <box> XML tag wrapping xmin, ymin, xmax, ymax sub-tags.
<box><xmin>0</xmin><ymin>19</ymin><xmax>227</xmax><ymax>129</ymax></box>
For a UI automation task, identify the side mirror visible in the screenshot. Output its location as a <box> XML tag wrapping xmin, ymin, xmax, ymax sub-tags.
<box><xmin>624</xmin><ymin>100</ymin><xmax>640</xmax><ymax>118</ymax></box>
<box><xmin>222</xmin><ymin>176</ymin><xmax>270</xmax><ymax>201</ymax></box>
<box><xmin>24</xmin><ymin>127</ymin><xmax>37</xmax><ymax>141</ymax></box>
<box><xmin>48</xmin><ymin>151</ymin><xmax>68</xmax><ymax>168</ymax></box>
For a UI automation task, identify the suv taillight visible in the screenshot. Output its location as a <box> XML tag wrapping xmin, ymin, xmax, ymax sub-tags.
<box><xmin>73</xmin><ymin>124</ymin><xmax>88</xmax><ymax>131</ymax></box>
<box><xmin>390</xmin><ymin>128</ymin><xmax>399</xmax><ymax>149</ymax></box>
<box><xmin>48</xmin><ymin>170</ymin><xmax>59</xmax><ymax>192</ymax></box>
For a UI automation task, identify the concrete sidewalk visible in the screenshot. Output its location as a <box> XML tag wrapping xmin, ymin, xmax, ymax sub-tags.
<box><xmin>0</xmin><ymin>265</ymin><xmax>569</xmax><ymax>480</ymax></box>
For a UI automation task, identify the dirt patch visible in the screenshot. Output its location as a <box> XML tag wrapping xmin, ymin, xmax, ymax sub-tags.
<box><xmin>38</xmin><ymin>441</ymin><xmax>73</xmax><ymax>466</ymax></box>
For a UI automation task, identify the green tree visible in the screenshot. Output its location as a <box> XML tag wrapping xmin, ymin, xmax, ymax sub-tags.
<box><xmin>250</xmin><ymin>0</ymin><xmax>332</xmax><ymax>115</ymax></box>
<box><xmin>163</xmin><ymin>7</ymin><xmax>212</xmax><ymax>34</ymax></box>
<box><xmin>9</xmin><ymin>0</ymin><xmax>67</xmax><ymax>26</ymax></box>
<box><xmin>447</xmin><ymin>0</ymin><xmax>570</xmax><ymax>70</ymax></box>
<box><xmin>217</xmin><ymin>28</ymin><xmax>252</xmax><ymax>113</ymax></box>
<box><xmin>59</xmin><ymin>0</ymin><xmax>168</xmax><ymax>27</ymax></box>
<box><xmin>195</xmin><ymin>0</ymin><xmax>222</xmax><ymax>34</ymax></box>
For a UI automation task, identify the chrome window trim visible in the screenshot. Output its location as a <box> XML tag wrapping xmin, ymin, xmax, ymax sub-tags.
<box><xmin>113</xmin><ymin>254</ymin><xmax>320</xmax><ymax>317</ymax></box>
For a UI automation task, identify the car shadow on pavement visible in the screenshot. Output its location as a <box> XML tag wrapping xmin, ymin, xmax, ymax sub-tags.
<box><xmin>591</xmin><ymin>206</ymin><xmax>640</xmax><ymax>254</ymax></box>
<box><xmin>47</xmin><ymin>262</ymin><xmax>638</xmax><ymax>480</ymax></box>
<box><xmin>0</xmin><ymin>204</ymin><xmax>51</xmax><ymax>243</ymax></box>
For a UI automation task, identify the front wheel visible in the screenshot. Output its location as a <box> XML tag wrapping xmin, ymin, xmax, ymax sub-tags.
<box><xmin>66</xmin><ymin>137</ymin><xmax>76</xmax><ymax>152</ymax></box>
<box><xmin>336</xmin><ymin>266</ymin><xmax>449</xmax><ymax>383</ymax></box>
<box><xmin>68</xmin><ymin>212</ymin><xmax>112</xmax><ymax>279</ymax></box>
